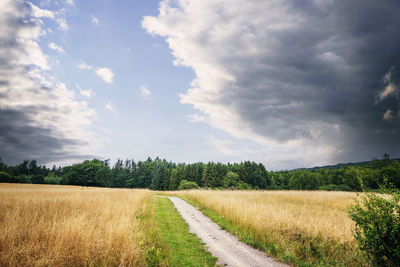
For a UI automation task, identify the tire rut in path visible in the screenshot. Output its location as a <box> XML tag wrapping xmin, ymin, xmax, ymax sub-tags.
<box><xmin>165</xmin><ymin>196</ymin><xmax>288</xmax><ymax>267</ymax></box>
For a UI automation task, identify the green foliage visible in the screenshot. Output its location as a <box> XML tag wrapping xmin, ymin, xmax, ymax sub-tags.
<box><xmin>178</xmin><ymin>180</ymin><xmax>200</xmax><ymax>190</ymax></box>
<box><xmin>44</xmin><ymin>176</ymin><xmax>61</xmax><ymax>184</ymax></box>
<box><xmin>348</xmin><ymin>191</ymin><xmax>400</xmax><ymax>266</ymax></box>
<box><xmin>343</xmin><ymin>168</ymin><xmax>361</xmax><ymax>191</ymax></box>
<box><xmin>236</xmin><ymin>181</ymin><xmax>253</xmax><ymax>190</ymax></box>
<box><xmin>318</xmin><ymin>184</ymin><xmax>353</xmax><ymax>191</ymax></box>
<box><xmin>14</xmin><ymin>175</ymin><xmax>30</xmax><ymax>183</ymax></box>
<box><xmin>30</xmin><ymin>174</ymin><xmax>44</xmax><ymax>184</ymax></box>
<box><xmin>222</xmin><ymin>171</ymin><xmax>239</xmax><ymax>189</ymax></box>
<box><xmin>269</xmin><ymin>155</ymin><xmax>400</xmax><ymax>192</ymax></box>
<box><xmin>1</xmin><ymin>154</ymin><xmax>400</xmax><ymax>193</ymax></box>
<box><xmin>249</xmin><ymin>171</ymin><xmax>267</xmax><ymax>189</ymax></box>
<box><xmin>266</xmin><ymin>184</ymin><xmax>283</xmax><ymax>190</ymax></box>
<box><xmin>61</xmin><ymin>159</ymin><xmax>110</xmax><ymax>186</ymax></box>
<box><xmin>0</xmin><ymin>171</ymin><xmax>14</xmax><ymax>182</ymax></box>
<box><xmin>168</xmin><ymin>169</ymin><xmax>179</xmax><ymax>190</ymax></box>
<box><xmin>201</xmin><ymin>162</ymin><xmax>227</xmax><ymax>188</ymax></box>
<box><xmin>150</xmin><ymin>161</ymin><xmax>170</xmax><ymax>190</ymax></box>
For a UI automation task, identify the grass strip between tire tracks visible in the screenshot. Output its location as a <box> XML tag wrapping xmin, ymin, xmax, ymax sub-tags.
<box><xmin>139</xmin><ymin>195</ymin><xmax>218</xmax><ymax>266</ymax></box>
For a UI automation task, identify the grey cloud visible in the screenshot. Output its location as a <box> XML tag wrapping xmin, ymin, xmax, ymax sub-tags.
<box><xmin>144</xmin><ymin>0</ymin><xmax>400</xmax><ymax>166</ymax></box>
<box><xmin>0</xmin><ymin>0</ymin><xmax>97</xmax><ymax>165</ymax></box>
<box><xmin>0</xmin><ymin>109</ymin><xmax>90</xmax><ymax>164</ymax></box>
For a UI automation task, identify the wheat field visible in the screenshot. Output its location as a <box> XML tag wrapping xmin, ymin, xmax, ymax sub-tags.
<box><xmin>173</xmin><ymin>190</ymin><xmax>367</xmax><ymax>266</ymax></box>
<box><xmin>0</xmin><ymin>184</ymin><xmax>367</xmax><ymax>266</ymax></box>
<box><xmin>0</xmin><ymin>183</ymin><xmax>152</xmax><ymax>267</ymax></box>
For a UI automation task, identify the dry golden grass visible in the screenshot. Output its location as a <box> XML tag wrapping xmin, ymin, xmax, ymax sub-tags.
<box><xmin>173</xmin><ymin>190</ymin><xmax>366</xmax><ymax>266</ymax></box>
<box><xmin>0</xmin><ymin>183</ymin><xmax>152</xmax><ymax>267</ymax></box>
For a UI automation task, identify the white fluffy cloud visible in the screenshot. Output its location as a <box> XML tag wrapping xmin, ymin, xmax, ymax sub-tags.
<box><xmin>29</xmin><ymin>2</ymin><xmax>69</xmax><ymax>31</ymax></box>
<box><xmin>28</xmin><ymin>2</ymin><xmax>54</xmax><ymax>18</ymax></box>
<box><xmin>48</xmin><ymin>42</ymin><xmax>64</xmax><ymax>53</ymax></box>
<box><xmin>57</xmin><ymin>18</ymin><xmax>68</xmax><ymax>30</ymax></box>
<box><xmin>140</xmin><ymin>85</ymin><xmax>151</xmax><ymax>99</ymax></box>
<box><xmin>143</xmin><ymin>0</ymin><xmax>400</xmax><ymax>166</ymax></box>
<box><xmin>80</xmin><ymin>89</ymin><xmax>93</xmax><ymax>98</ymax></box>
<box><xmin>95</xmin><ymin>68</ymin><xmax>114</xmax><ymax>84</ymax></box>
<box><xmin>76</xmin><ymin>84</ymin><xmax>93</xmax><ymax>98</ymax></box>
<box><xmin>187</xmin><ymin>114</ymin><xmax>206</xmax><ymax>123</ymax></box>
<box><xmin>105</xmin><ymin>103</ymin><xmax>115</xmax><ymax>112</ymax></box>
<box><xmin>91</xmin><ymin>16</ymin><xmax>100</xmax><ymax>25</ymax></box>
<box><xmin>77</xmin><ymin>62</ymin><xmax>114</xmax><ymax>84</ymax></box>
<box><xmin>77</xmin><ymin>61</ymin><xmax>93</xmax><ymax>70</ymax></box>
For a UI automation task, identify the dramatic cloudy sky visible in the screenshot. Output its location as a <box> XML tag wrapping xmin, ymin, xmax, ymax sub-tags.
<box><xmin>1</xmin><ymin>0</ymin><xmax>399</xmax><ymax>170</ymax></box>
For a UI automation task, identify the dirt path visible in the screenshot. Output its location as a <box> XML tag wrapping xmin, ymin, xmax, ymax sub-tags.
<box><xmin>166</xmin><ymin>196</ymin><xmax>288</xmax><ymax>267</ymax></box>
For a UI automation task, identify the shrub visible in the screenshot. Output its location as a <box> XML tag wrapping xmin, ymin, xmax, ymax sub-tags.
<box><xmin>348</xmin><ymin>191</ymin><xmax>400</xmax><ymax>266</ymax></box>
<box><xmin>14</xmin><ymin>176</ymin><xmax>30</xmax><ymax>183</ymax></box>
<box><xmin>319</xmin><ymin>184</ymin><xmax>353</xmax><ymax>191</ymax></box>
<box><xmin>44</xmin><ymin>176</ymin><xmax>61</xmax><ymax>184</ymax></box>
<box><xmin>266</xmin><ymin>184</ymin><xmax>283</xmax><ymax>190</ymax></box>
<box><xmin>236</xmin><ymin>181</ymin><xmax>252</xmax><ymax>190</ymax></box>
<box><xmin>0</xmin><ymin>171</ymin><xmax>12</xmax><ymax>182</ymax></box>
<box><xmin>0</xmin><ymin>171</ymin><xmax>24</xmax><ymax>183</ymax></box>
<box><xmin>31</xmin><ymin>174</ymin><xmax>44</xmax><ymax>184</ymax></box>
<box><xmin>178</xmin><ymin>180</ymin><xmax>200</xmax><ymax>190</ymax></box>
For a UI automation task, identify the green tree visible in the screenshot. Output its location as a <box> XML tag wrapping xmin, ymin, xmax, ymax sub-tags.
<box><xmin>62</xmin><ymin>159</ymin><xmax>110</xmax><ymax>186</ymax></box>
<box><xmin>343</xmin><ymin>167</ymin><xmax>360</xmax><ymax>191</ymax></box>
<box><xmin>0</xmin><ymin>158</ymin><xmax>7</xmax><ymax>172</ymax></box>
<box><xmin>28</xmin><ymin>160</ymin><xmax>39</xmax><ymax>175</ymax></box>
<box><xmin>0</xmin><ymin>171</ymin><xmax>13</xmax><ymax>182</ymax></box>
<box><xmin>222</xmin><ymin>171</ymin><xmax>239</xmax><ymax>189</ymax></box>
<box><xmin>31</xmin><ymin>174</ymin><xmax>44</xmax><ymax>184</ymax></box>
<box><xmin>150</xmin><ymin>161</ymin><xmax>166</xmax><ymax>190</ymax></box>
<box><xmin>169</xmin><ymin>169</ymin><xmax>179</xmax><ymax>190</ymax></box>
<box><xmin>248</xmin><ymin>170</ymin><xmax>267</xmax><ymax>189</ymax></box>
<box><xmin>178</xmin><ymin>180</ymin><xmax>200</xmax><ymax>190</ymax></box>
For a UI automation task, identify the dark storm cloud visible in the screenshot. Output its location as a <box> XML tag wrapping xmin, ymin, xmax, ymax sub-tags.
<box><xmin>232</xmin><ymin>0</ymin><xmax>400</xmax><ymax>161</ymax></box>
<box><xmin>144</xmin><ymin>0</ymin><xmax>400</xmax><ymax>165</ymax></box>
<box><xmin>0</xmin><ymin>0</ymin><xmax>96</xmax><ymax>165</ymax></box>
<box><xmin>0</xmin><ymin>109</ymin><xmax>90</xmax><ymax>165</ymax></box>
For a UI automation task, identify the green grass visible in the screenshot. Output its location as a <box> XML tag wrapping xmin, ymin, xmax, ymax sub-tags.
<box><xmin>140</xmin><ymin>195</ymin><xmax>218</xmax><ymax>266</ymax></box>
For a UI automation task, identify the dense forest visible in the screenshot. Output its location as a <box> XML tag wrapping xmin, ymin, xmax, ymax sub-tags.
<box><xmin>0</xmin><ymin>155</ymin><xmax>399</xmax><ymax>191</ymax></box>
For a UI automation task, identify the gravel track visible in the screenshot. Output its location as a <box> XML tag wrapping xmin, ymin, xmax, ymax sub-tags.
<box><xmin>165</xmin><ymin>196</ymin><xmax>288</xmax><ymax>267</ymax></box>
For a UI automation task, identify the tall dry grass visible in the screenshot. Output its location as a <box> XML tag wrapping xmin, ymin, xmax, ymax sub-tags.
<box><xmin>0</xmin><ymin>183</ymin><xmax>152</xmax><ymax>267</ymax></box>
<box><xmin>174</xmin><ymin>190</ymin><xmax>367</xmax><ymax>266</ymax></box>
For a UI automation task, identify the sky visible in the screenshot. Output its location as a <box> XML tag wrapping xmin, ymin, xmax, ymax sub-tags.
<box><xmin>1</xmin><ymin>0</ymin><xmax>400</xmax><ymax>170</ymax></box>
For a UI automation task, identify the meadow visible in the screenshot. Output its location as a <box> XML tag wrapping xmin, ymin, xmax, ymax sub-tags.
<box><xmin>0</xmin><ymin>183</ymin><xmax>217</xmax><ymax>267</ymax></box>
<box><xmin>0</xmin><ymin>183</ymin><xmax>152</xmax><ymax>266</ymax></box>
<box><xmin>171</xmin><ymin>190</ymin><xmax>369</xmax><ymax>266</ymax></box>
<box><xmin>1</xmin><ymin>183</ymin><xmax>371</xmax><ymax>266</ymax></box>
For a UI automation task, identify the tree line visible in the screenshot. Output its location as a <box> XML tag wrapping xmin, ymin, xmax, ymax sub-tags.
<box><xmin>0</xmin><ymin>155</ymin><xmax>399</xmax><ymax>191</ymax></box>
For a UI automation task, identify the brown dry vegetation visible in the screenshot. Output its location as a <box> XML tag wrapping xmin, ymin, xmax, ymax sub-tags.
<box><xmin>172</xmin><ymin>190</ymin><xmax>368</xmax><ymax>266</ymax></box>
<box><xmin>0</xmin><ymin>183</ymin><xmax>152</xmax><ymax>267</ymax></box>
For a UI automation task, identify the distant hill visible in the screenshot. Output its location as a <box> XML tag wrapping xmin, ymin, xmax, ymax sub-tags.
<box><xmin>300</xmin><ymin>158</ymin><xmax>400</xmax><ymax>170</ymax></box>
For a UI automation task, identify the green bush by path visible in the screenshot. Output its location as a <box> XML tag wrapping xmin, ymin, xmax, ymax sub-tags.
<box><xmin>348</xmin><ymin>191</ymin><xmax>400</xmax><ymax>266</ymax></box>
